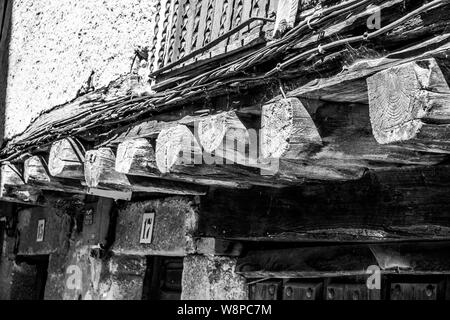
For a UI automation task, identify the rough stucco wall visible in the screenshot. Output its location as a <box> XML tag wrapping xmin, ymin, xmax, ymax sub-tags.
<box><xmin>3</xmin><ymin>0</ymin><xmax>156</xmax><ymax>140</ymax></box>
<box><xmin>181</xmin><ymin>255</ymin><xmax>248</xmax><ymax>300</ymax></box>
<box><xmin>112</xmin><ymin>198</ymin><xmax>198</xmax><ymax>256</ymax></box>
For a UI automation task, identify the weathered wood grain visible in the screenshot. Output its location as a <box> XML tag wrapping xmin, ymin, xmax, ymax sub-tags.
<box><xmin>198</xmin><ymin>166</ymin><xmax>450</xmax><ymax>242</ymax></box>
<box><xmin>368</xmin><ymin>58</ymin><xmax>450</xmax><ymax>153</ymax></box>
<box><xmin>237</xmin><ymin>242</ymin><xmax>450</xmax><ymax>278</ymax></box>
<box><xmin>261</xmin><ymin>98</ymin><xmax>322</xmax><ymax>159</ymax></box>
<box><xmin>48</xmin><ymin>138</ymin><xmax>85</xmax><ymax>180</ymax></box>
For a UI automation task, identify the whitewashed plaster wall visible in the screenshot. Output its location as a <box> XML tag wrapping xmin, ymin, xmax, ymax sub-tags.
<box><xmin>2</xmin><ymin>0</ymin><xmax>157</xmax><ymax>140</ymax></box>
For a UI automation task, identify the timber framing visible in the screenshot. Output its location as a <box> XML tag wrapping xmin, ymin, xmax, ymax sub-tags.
<box><xmin>0</xmin><ymin>0</ymin><xmax>450</xmax><ymax>248</ymax></box>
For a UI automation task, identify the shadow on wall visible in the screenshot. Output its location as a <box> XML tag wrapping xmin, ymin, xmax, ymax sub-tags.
<box><xmin>0</xmin><ymin>0</ymin><xmax>12</xmax><ymax>145</ymax></box>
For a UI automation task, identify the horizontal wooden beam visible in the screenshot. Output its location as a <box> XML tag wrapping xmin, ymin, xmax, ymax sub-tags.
<box><xmin>282</xmin><ymin>34</ymin><xmax>450</xmax><ymax>104</ymax></box>
<box><xmin>198</xmin><ymin>166</ymin><xmax>450</xmax><ymax>242</ymax></box>
<box><xmin>237</xmin><ymin>242</ymin><xmax>450</xmax><ymax>278</ymax></box>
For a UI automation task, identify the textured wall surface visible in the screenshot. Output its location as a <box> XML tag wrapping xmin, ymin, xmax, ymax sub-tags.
<box><xmin>112</xmin><ymin>197</ymin><xmax>198</xmax><ymax>256</ymax></box>
<box><xmin>3</xmin><ymin>0</ymin><xmax>156</xmax><ymax>140</ymax></box>
<box><xmin>182</xmin><ymin>255</ymin><xmax>248</xmax><ymax>300</ymax></box>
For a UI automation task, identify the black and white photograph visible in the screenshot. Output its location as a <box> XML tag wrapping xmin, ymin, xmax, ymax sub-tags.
<box><xmin>0</xmin><ymin>0</ymin><xmax>449</xmax><ymax>313</ymax></box>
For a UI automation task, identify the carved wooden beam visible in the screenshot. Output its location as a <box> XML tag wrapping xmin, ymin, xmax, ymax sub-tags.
<box><xmin>155</xmin><ymin>124</ymin><xmax>203</xmax><ymax>174</ymax></box>
<box><xmin>273</xmin><ymin>0</ymin><xmax>299</xmax><ymax>38</ymax></box>
<box><xmin>368</xmin><ymin>58</ymin><xmax>450</xmax><ymax>153</ymax></box>
<box><xmin>24</xmin><ymin>155</ymin><xmax>86</xmax><ymax>194</ymax></box>
<box><xmin>85</xmin><ymin>148</ymin><xmax>132</xmax><ymax>194</ymax></box>
<box><xmin>261</xmin><ymin>98</ymin><xmax>322</xmax><ymax>159</ymax></box>
<box><xmin>0</xmin><ymin>163</ymin><xmax>42</xmax><ymax>204</ymax></box>
<box><xmin>281</xmin><ymin>35</ymin><xmax>450</xmax><ymax>104</ymax></box>
<box><xmin>117</xmin><ymin>134</ymin><xmax>287</xmax><ymax>188</ymax></box>
<box><xmin>48</xmin><ymin>138</ymin><xmax>85</xmax><ymax>180</ymax></box>
<box><xmin>197</xmin><ymin>111</ymin><xmax>261</xmax><ymax>167</ymax></box>
<box><xmin>88</xmin><ymin>146</ymin><xmax>206</xmax><ymax>196</ymax></box>
<box><xmin>116</xmin><ymin>138</ymin><xmax>159</xmax><ymax>176</ymax></box>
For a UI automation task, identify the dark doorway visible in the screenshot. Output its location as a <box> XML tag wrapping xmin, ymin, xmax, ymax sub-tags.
<box><xmin>142</xmin><ymin>256</ymin><xmax>183</xmax><ymax>300</ymax></box>
<box><xmin>11</xmin><ymin>255</ymin><xmax>49</xmax><ymax>300</ymax></box>
<box><xmin>0</xmin><ymin>221</ymin><xmax>4</xmax><ymax>258</ymax></box>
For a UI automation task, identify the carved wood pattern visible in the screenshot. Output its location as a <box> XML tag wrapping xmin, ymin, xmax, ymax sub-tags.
<box><xmin>232</xmin><ymin>0</ymin><xmax>244</xmax><ymax>42</ymax></box>
<box><xmin>149</xmin><ymin>1</ymin><xmax>162</xmax><ymax>72</ymax></box>
<box><xmin>219</xmin><ymin>0</ymin><xmax>231</xmax><ymax>37</ymax></box>
<box><xmin>157</xmin><ymin>0</ymin><xmax>172</xmax><ymax>69</ymax></box>
<box><xmin>190</xmin><ymin>0</ymin><xmax>203</xmax><ymax>51</ymax></box>
<box><xmin>165</xmin><ymin>0</ymin><xmax>180</xmax><ymax>64</ymax></box>
<box><xmin>178</xmin><ymin>0</ymin><xmax>191</xmax><ymax>58</ymax></box>
<box><xmin>152</xmin><ymin>0</ymin><xmax>275</xmax><ymax>68</ymax></box>
<box><xmin>202</xmin><ymin>0</ymin><xmax>215</xmax><ymax>46</ymax></box>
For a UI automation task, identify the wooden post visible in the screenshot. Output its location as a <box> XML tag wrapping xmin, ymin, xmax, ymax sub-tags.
<box><xmin>261</xmin><ymin>97</ymin><xmax>322</xmax><ymax>159</ymax></box>
<box><xmin>368</xmin><ymin>58</ymin><xmax>450</xmax><ymax>153</ymax></box>
<box><xmin>155</xmin><ymin>124</ymin><xmax>202</xmax><ymax>174</ymax></box>
<box><xmin>48</xmin><ymin>138</ymin><xmax>85</xmax><ymax>180</ymax></box>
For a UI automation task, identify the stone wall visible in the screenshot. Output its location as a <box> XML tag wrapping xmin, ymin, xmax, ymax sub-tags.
<box><xmin>0</xmin><ymin>195</ymin><xmax>247</xmax><ymax>300</ymax></box>
<box><xmin>1</xmin><ymin>0</ymin><xmax>157</xmax><ymax>141</ymax></box>
<box><xmin>112</xmin><ymin>197</ymin><xmax>199</xmax><ymax>256</ymax></box>
<box><xmin>182</xmin><ymin>255</ymin><xmax>248</xmax><ymax>300</ymax></box>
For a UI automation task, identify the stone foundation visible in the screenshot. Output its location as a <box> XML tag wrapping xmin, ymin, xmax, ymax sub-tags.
<box><xmin>181</xmin><ymin>255</ymin><xmax>248</xmax><ymax>300</ymax></box>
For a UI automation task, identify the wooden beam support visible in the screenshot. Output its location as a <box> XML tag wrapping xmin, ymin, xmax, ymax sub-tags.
<box><xmin>24</xmin><ymin>155</ymin><xmax>87</xmax><ymax>194</ymax></box>
<box><xmin>85</xmin><ymin>147</ymin><xmax>132</xmax><ymax>192</ymax></box>
<box><xmin>368</xmin><ymin>58</ymin><xmax>450</xmax><ymax>153</ymax></box>
<box><xmin>282</xmin><ymin>35</ymin><xmax>450</xmax><ymax>104</ymax></box>
<box><xmin>310</xmin><ymin>102</ymin><xmax>446</xmax><ymax>166</ymax></box>
<box><xmin>261</xmin><ymin>98</ymin><xmax>322</xmax><ymax>159</ymax></box>
<box><xmin>0</xmin><ymin>163</ymin><xmax>42</xmax><ymax>204</ymax></box>
<box><xmin>236</xmin><ymin>242</ymin><xmax>450</xmax><ymax>279</ymax></box>
<box><xmin>194</xmin><ymin>237</ymin><xmax>243</xmax><ymax>257</ymax></box>
<box><xmin>197</xmin><ymin>111</ymin><xmax>261</xmax><ymax>167</ymax></box>
<box><xmin>89</xmin><ymin>146</ymin><xmax>206</xmax><ymax>196</ymax></box>
<box><xmin>155</xmin><ymin>124</ymin><xmax>203</xmax><ymax>174</ymax></box>
<box><xmin>273</xmin><ymin>0</ymin><xmax>299</xmax><ymax>38</ymax></box>
<box><xmin>115</xmin><ymin>138</ymin><xmax>159</xmax><ymax>176</ymax></box>
<box><xmin>116</xmin><ymin>134</ymin><xmax>288</xmax><ymax>188</ymax></box>
<box><xmin>198</xmin><ymin>166</ymin><xmax>450</xmax><ymax>242</ymax></box>
<box><xmin>48</xmin><ymin>138</ymin><xmax>85</xmax><ymax>180</ymax></box>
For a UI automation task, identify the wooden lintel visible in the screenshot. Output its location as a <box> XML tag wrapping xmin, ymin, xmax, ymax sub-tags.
<box><xmin>198</xmin><ymin>166</ymin><xmax>450</xmax><ymax>242</ymax></box>
<box><xmin>197</xmin><ymin>111</ymin><xmax>262</xmax><ymax>168</ymax></box>
<box><xmin>195</xmin><ymin>237</ymin><xmax>243</xmax><ymax>257</ymax></box>
<box><xmin>237</xmin><ymin>242</ymin><xmax>450</xmax><ymax>278</ymax></box>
